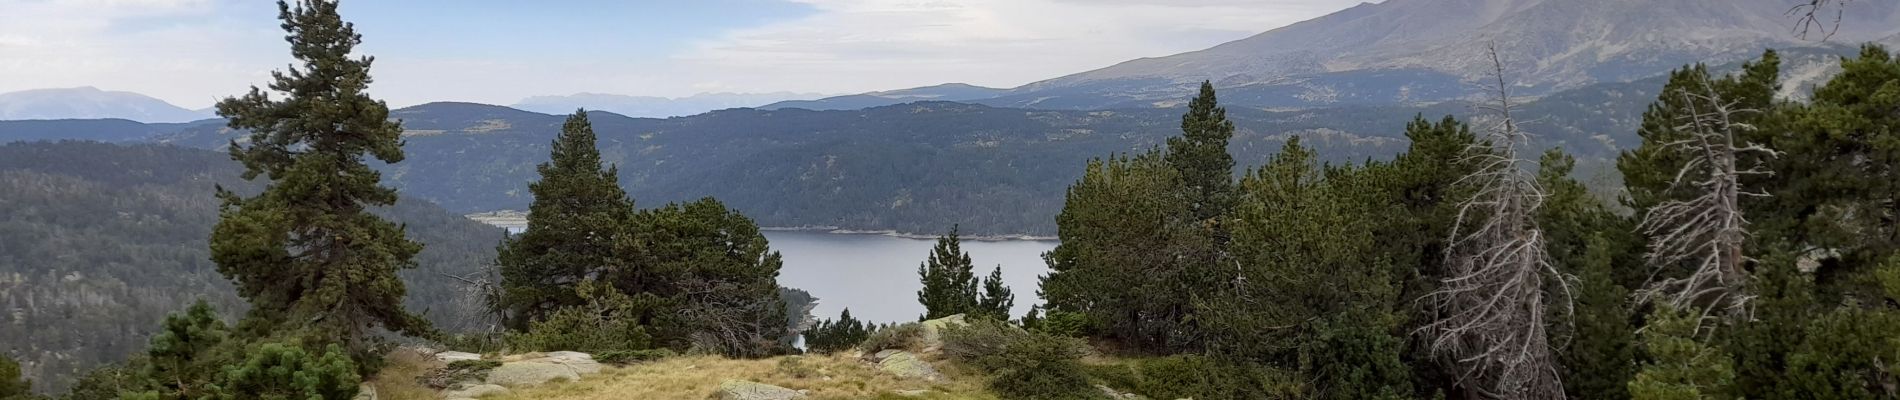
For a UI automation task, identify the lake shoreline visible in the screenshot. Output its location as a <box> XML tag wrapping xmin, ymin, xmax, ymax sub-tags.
<box><xmin>759</xmin><ymin>226</ymin><xmax>1058</xmax><ymax>242</ymax></box>
<box><xmin>466</xmin><ymin>211</ymin><xmax>1058</xmax><ymax>242</ymax></box>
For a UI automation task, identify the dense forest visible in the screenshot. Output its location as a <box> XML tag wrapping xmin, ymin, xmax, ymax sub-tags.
<box><xmin>0</xmin><ymin>141</ymin><xmax>508</xmax><ymax>392</ymax></box>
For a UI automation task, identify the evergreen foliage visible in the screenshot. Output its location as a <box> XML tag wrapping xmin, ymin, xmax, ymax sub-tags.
<box><xmin>916</xmin><ymin>227</ymin><xmax>979</xmax><ymax>320</ymax></box>
<box><xmin>129</xmin><ymin>301</ymin><xmax>237</xmax><ymax>400</ymax></box>
<box><xmin>1629</xmin><ymin>306</ymin><xmax>1734</xmax><ymax>400</ymax></box>
<box><xmin>503</xmin><ymin>279</ymin><xmax>654</xmax><ymax>354</ymax></box>
<box><xmin>976</xmin><ymin>266</ymin><xmax>1015</xmax><ymax>321</ymax></box>
<box><xmin>940</xmin><ymin>319</ymin><xmax>1103</xmax><ymax>400</ymax></box>
<box><xmin>1558</xmin><ymin>236</ymin><xmax>1638</xmax><ymax>400</ymax></box>
<box><xmin>802</xmin><ymin>309</ymin><xmax>871</xmax><ymax>354</ymax></box>
<box><xmin>1165</xmin><ymin>81</ymin><xmax>1239</xmax><ymax>225</ymax></box>
<box><xmin>1038</xmin><ymin>151</ymin><xmax>1202</xmax><ymax>351</ymax></box>
<box><xmin>203</xmin><ymin>343</ymin><xmax>358</xmax><ymax>400</ymax></box>
<box><xmin>629</xmin><ymin>198</ymin><xmax>789</xmax><ymax>357</ymax></box>
<box><xmin>494</xmin><ymin>110</ymin><xmax>635</xmax><ymax>329</ymax></box>
<box><xmin>208</xmin><ymin>0</ymin><xmax>427</xmax><ymax>359</ymax></box>
<box><xmin>0</xmin><ymin>141</ymin><xmax>502</xmax><ymax>393</ymax></box>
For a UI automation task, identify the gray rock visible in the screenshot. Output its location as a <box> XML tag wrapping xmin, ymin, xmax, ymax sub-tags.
<box><xmin>876</xmin><ymin>351</ymin><xmax>943</xmax><ymax>381</ymax></box>
<box><xmin>442</xmin><ymin>383</ymin><xmax>509</xmax><ymax>399</ymax></box>
<box><xmin>917</xmin><ymin>314</ymin><xmax>968</xmax><ymax>352</ymax></box>
<box><xmin>865</xmin><ymin>349</ymin><xmax>904</xmax><ymax>363</ymax></box>
<box><xmin>436</xmin><ymin>351</ymin><xmax>482</xmax><ymax>363</ymax></box>
<box><xmin>352</xmin><ymin>383</ymin><xmax>376</xmax><ymax>400</ymax></box>
<box><xmin>485</xmin><ymin>361</ymin><xmax>581</xmax><ymax>387</ymax></box>
<box><xmin>716</xmin><ymin>380</ymin><xmax>807</xmax><ymax>400</ymax></box>
<box><xmin>893</xmin><ymin>389</ymin><xmax>933</xmax><ymax>397</ymax></box>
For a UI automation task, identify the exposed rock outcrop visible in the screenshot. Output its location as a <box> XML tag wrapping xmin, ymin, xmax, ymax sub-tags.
<box><xmin>716</xmin><ymin>379</ymin><xmax>808</xmax><ymax>400</ymax></box>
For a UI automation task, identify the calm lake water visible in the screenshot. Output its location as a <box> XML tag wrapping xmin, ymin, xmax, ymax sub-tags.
<box><xmin>490</xmin><ymin>223</ymin><xmax>1056</xmax><ymax>324</ymax></box>
<box><xmin>765</xmin><ymin>230</ymin><xmax>1055</xmax><ymax>324</ymax></box>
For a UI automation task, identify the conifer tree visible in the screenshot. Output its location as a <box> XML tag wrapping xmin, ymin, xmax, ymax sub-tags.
<box><xmin>1628</xmin><ymin>306</ymin><xmax>1734</xmax><ymax>400</ymax></box>
<box><xmin>631</xmin><ymin>198</ymin><xmax>787</xmax><ymax>357</ymax></box>
<box><xmin>976</xmin><ymin>266</ymin><xmax>1015</xmax><ymax>321</ymax></box>
<box><xmin>804</xmin><ymin>308</ymin><xmax>870</xmax><ymax>354</ymax></box>
<box><xmin>208</xmin><ymin>0</ymin><xmax>427</xmax><ymax>355</ymax></box>
<box><xmin>1166</xmin><ymin>81</ymin><xmax>1238</xmax><ymax>225</ymax></box>
<box><xmin>1039</xmin><ymin>151</ymin><xmax>1200</xmax><ymax>350</ymax></box>
<box><xmin>1560</xmin><ymin>236</ymin><xmax>1637</xmax><ymax>400</ymax></box>
<box><xmin>494</xmin><ymin>110</ymin><xmax>635</xmax><ymax>329</ymax></box>
<box><xmin>917</xmin><ymin>226</ymin><xmax>978</xmax><ymax>320</ymax></box>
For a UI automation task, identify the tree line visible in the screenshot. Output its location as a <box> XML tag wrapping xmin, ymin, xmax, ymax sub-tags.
<box><xmin>1006</xmin><ymin>45</ymin><xmax>1900</xmax><ymax>400</ymax></box>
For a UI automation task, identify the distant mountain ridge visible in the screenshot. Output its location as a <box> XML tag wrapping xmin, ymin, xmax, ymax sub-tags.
<box><xmin>513</xmin><ymin>91</ymin><xmax>827</xmax><ymax>118</ymax></box>
<box><xmin>760</xmin><ymin>83</ymin><xmax>1008</xmax><ymax>111</ymax></box>
<box><xmin>0</xmin><ymin>87</ymin><xmax>213</xmax><ymax>123</ymax></box>
<box><xmin>982</xmin><ymin>0</ymin><xmax>1900</xmax><ymax>110</ymax></box>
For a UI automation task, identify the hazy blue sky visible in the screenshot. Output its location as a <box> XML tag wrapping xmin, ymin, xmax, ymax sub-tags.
<box><xmin>0</xmin><ymin>0</ymin><xmax>1373</xmax><ymax>108</ymax></box>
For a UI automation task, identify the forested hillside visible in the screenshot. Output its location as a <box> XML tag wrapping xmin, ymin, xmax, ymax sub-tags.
<box><xmin>0</xmin><ymin>141</ymin><xmax>507</xmax><ymax>392</ymax></box>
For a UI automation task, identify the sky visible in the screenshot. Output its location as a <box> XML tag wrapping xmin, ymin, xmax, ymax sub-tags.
<box><xmin>0</xmin><ymin>0</ymin><xmax>1374</xmax><ymax>108</ymax></box>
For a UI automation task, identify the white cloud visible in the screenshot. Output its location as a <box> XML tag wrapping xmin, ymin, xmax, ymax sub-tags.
<box><xmin>0</xmin><ymin>0</ymin><xmax>1369</xmax><ymax>108</ymax></box>
<box><xmin>0</xmin><ymin>0</ymin><xmax>279</xmax><ymax>108</ymax></box>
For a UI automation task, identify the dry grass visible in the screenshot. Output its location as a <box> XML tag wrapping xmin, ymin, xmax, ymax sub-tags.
<box><xmin>367</xmin><ymin>348</ymin><xmax>449</xmax><ymax>400</ymax></box>
<box><xmin>485</xmin><ymin>352</ymin><xmax>997</xmax><ymax>400</ymax></box>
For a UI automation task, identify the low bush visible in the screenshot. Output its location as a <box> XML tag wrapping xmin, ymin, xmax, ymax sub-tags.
<box><xmin>596</xmin><ymin>349</ymin><xmax>676</xmax><ymax>365</ymax></box>
<box><xmin>205</xmin><ymin>343</ymin><xmax>360</xmax><ymax>400</ymax></box>
<box><xmin>942</xmin><ymin>319</ymin><xmax>1104</xmax><ymax>400</ymax></box>
<box><xmin>856</xmin><ymin>323</ymin><xmax>924</xmax><ymax>354</ymax></box>
<box><xmin>1132</xmin><ymin>355</ymin><xmax>1304</xmax><ymax>400</ymax></box>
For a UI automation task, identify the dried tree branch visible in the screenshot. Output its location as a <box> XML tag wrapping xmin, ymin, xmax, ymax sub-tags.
<box><xmin>1635</xmin><ymin>76</ymin><xmax>1777</xmax><ymax>324</ymax></box>
<box><xmin>1422</xmin><ymin>43</ymin><xmax>1571</xmax><ymax>400</ymax></box>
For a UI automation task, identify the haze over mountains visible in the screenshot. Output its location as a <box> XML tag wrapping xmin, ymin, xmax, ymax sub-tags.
<box><xmin>0</xmin><ymin>0</ymin><xmax>1890</xmax><ymax>235</ymax></box>
<box><xmin>513</xmin><ymin>91</ymin><xmax>829</xmax><ymax>118</ymax></box>
<box><xmin>0</xmin><ymin>87</ymin><xmax>213</xmax><ymax>123</ymax></box>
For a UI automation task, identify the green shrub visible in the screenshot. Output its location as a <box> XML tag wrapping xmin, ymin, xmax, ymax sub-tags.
<box><xmin>856</xmin><ymin>323</ymin><xmax>924</xmax><ymax>353</ymax></box>
<box><xmin>1081</xmin><ymin>363</ymin><xmax>1141</xmax><ymax>394</ymax></box>
<box><xmin>595</xmin><ymin>349</ymin><xmax>675</xmax><ymax>365</ymax></box>
<box><xmin>804</xmin><ymin>309</ymin><xmax>872</xmax><ymax>354</ymax></box>
<box><xmin>60</xmin><ymin>362</ymin><xmax>141</xmax><ymax>400</ymax></box>
<box><xmin>1031</xmin><ymin>310</ymin><xmax>1094</xmax><ymax>338</ymax></box>
<box><xmin>417</xmin><ymin>360</ymin><xmax>500</xmax><ymax>389</ymax></box>
<box><xmin>205</xmin><ymin>343</ymin><xmax>359</xmax><ymax>400</ymax></box>
<box><xmin>505</xmin><ymin>280</ymin><xmax>656</xmax><ymax>353</ymax></box>
<box><xmin>1132</xmin><ymin>355</ymin><xmax>1303</xmax><ymax>400</ymax></box>
<box><xmin>941</xmin><ymin>319</ymin><xmax>1103</xmax><ymax>400</ymax></box>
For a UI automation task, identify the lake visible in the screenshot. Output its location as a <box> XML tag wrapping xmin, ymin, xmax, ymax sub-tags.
<box><xmin>765</xmin><ymin>230</ymin><xmax>1056</xmax><ymax>324</ymax></box>
<box><xmin>487</xmin><ymin>222</ymin><xmax>1056</xmax><ymax>324</ymax></box>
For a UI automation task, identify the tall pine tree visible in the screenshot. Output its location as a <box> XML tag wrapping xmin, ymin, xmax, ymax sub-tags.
<box><xmin>209</xmin><ymin>0</ymin><xmax>426</xmax><ymax>357</ymax></box>
<box><xmin>917</xmin><ymin>226</ymin><xmax>978</xmax><ymax>320</ymax></box>
<box><xmin>1165</xmin><ymin>81</ymin><xmax>1238</xmax><ymax>227</ymax></box>
<box><xmin>494</xmin><ymin>110</ymin><xmax>635</xmax><ymax>329</ymax></box>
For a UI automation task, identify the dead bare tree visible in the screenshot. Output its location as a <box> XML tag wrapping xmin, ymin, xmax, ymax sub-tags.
<box><xmin>1635</xmin><ymin>76</ymin><xmax>1776</xmax><ymax>322</ymax></box>
<box><xmin>1790</xmin><ymin>0</ymin><xmax>1847</xmax><ymax>40</ymax></box>
<box><xmin>1423</xmin><ymin>44</ymin><xmax>1571</xmax><ymax>400</ymax></box>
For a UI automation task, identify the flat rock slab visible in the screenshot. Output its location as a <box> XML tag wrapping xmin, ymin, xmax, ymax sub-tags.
<box><xmin>877</xmin><ymin>351</ymin><xmax>943</xmax><ymax>381</ymax></box>
<box><xmin>436</xmin><ymin>351</ymin><xmax>482</xmax><ymax>363</ymax></box>
<box><xmin>485</xmin><ymin>361</ymin><xmax>581</xmax><ymax>387</ymax></box>
<box><xmin>442</xmin><ymin>383</ymin><xmax>509</xmax><ymax>399</ymax></box>
<box><xmin>716</xmin><ymin>380</ymin><xmax>807</xmax><ymax>400</ymax></box>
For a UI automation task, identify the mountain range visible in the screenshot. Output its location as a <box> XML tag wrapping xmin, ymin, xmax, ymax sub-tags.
<box><xmin>513</xmin><ymin>91</ymin><xmax>829</xmax><ymax>118</ymax></box>
<box><xmin>0</xmin><ymin>87</ymin><xmax>213</xmax><ymax>123</ymax></box>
